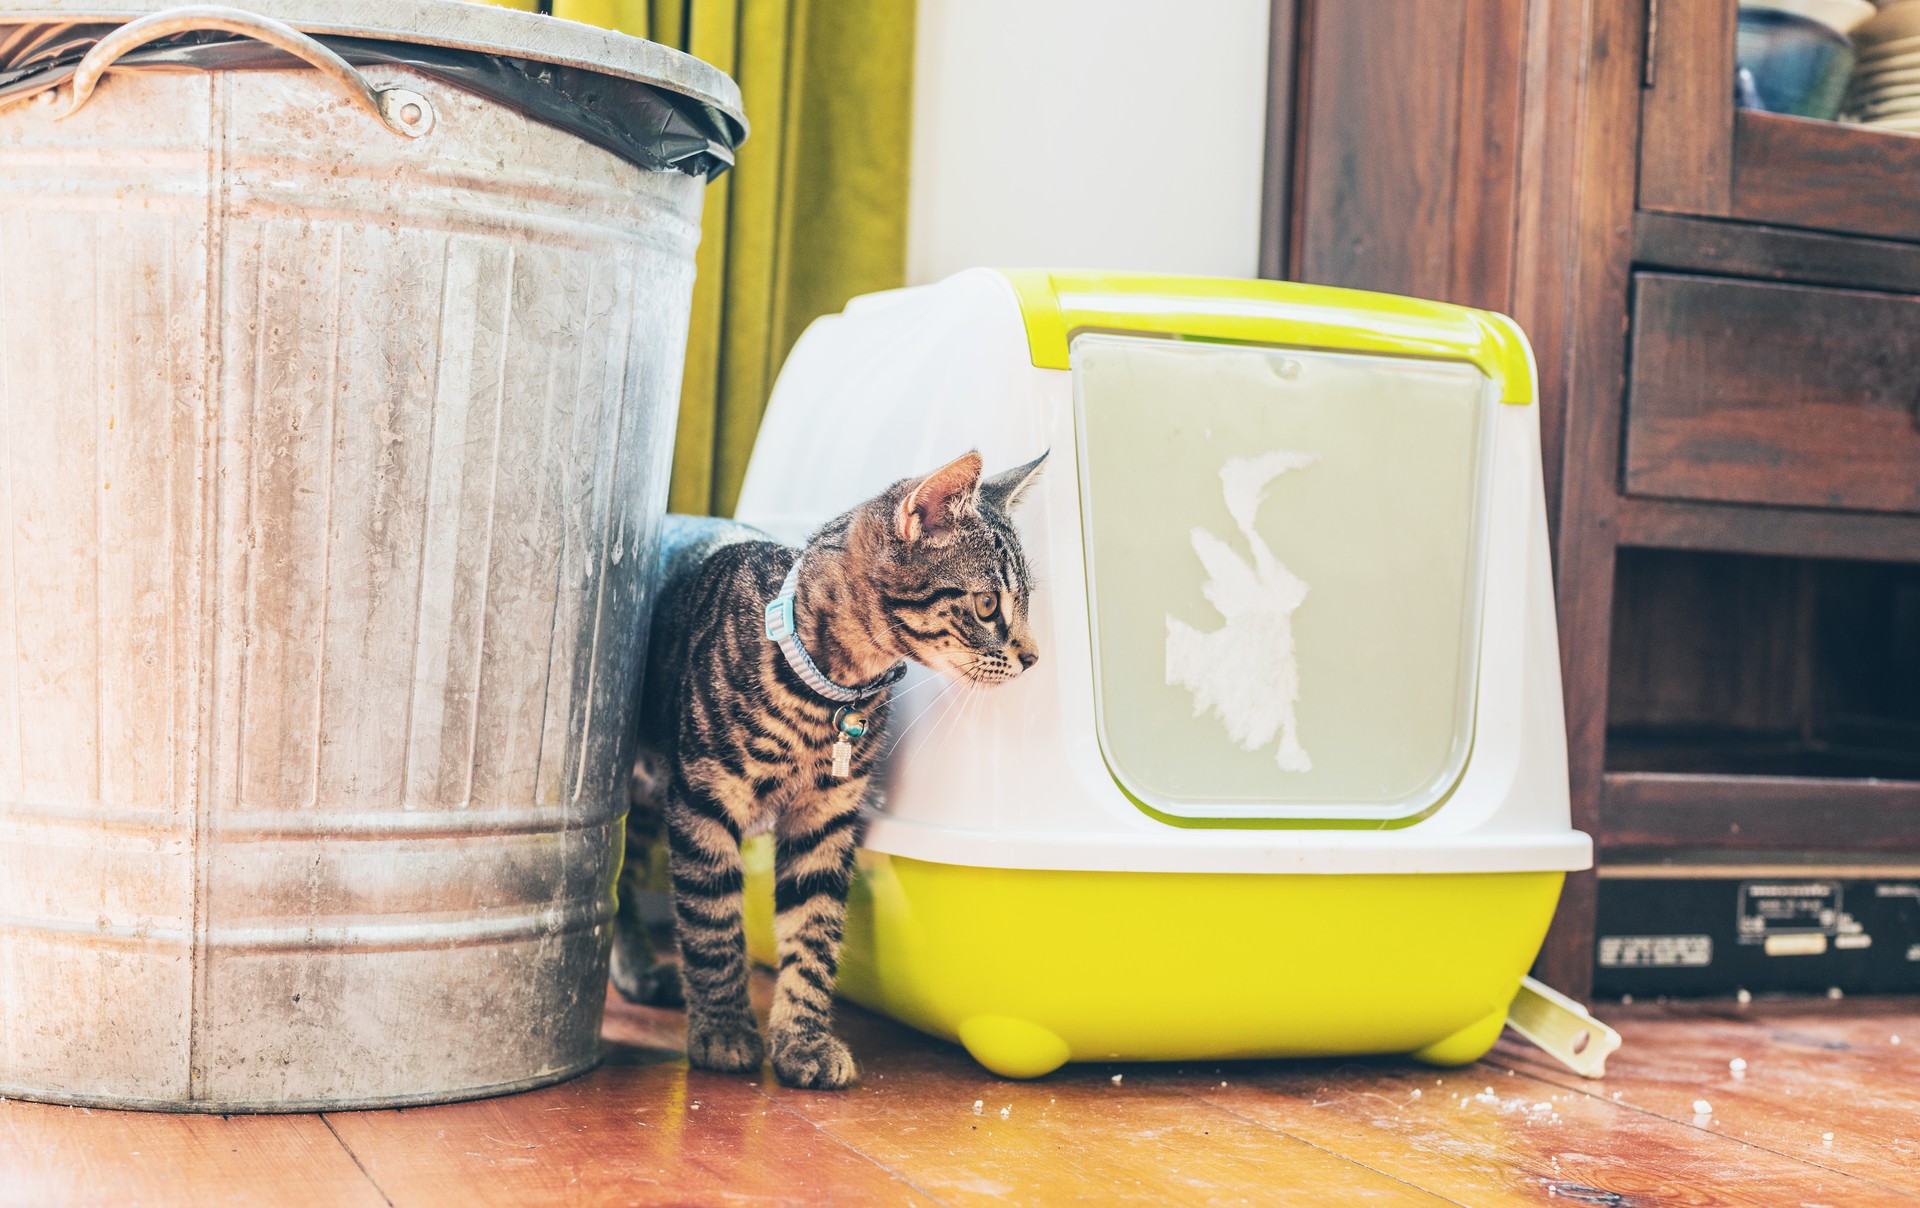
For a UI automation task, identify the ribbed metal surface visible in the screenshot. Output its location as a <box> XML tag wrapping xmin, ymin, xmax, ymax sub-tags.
<box><xmin>0</xmin><ymin>52</ymin><xmax>702</xmax><ymax>1109</ymax></box>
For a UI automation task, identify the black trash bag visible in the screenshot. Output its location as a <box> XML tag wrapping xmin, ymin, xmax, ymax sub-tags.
<box><xmin>0</xmin><ymin>21</ymin><xmax>742</xmax><ymax>177</ymax></box>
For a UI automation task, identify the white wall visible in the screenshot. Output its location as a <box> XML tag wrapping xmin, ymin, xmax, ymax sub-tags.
<box><xmin>907</xmin><ymin>0</ymin><xmax>1272</xmax><ymax>285</ymax></box>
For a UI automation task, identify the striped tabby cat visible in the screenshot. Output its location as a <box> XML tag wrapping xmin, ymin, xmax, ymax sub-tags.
<box><xmin>612</xmin><ymin>450</ymin><xmax>1047</xmax><ymax>1089</ymax></box>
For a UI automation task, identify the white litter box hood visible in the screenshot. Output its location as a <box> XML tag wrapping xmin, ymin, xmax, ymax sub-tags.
<box><xmin>735</xmin><ymin>268</ymin><xmax>1592</xmax><ymax>877</ymax></box>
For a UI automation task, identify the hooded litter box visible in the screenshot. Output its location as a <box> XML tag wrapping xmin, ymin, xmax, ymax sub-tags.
<box><xmin>732</xmin><ymin>269</ymin><xmax>1591</xmax><ymax>1079</ymax></box>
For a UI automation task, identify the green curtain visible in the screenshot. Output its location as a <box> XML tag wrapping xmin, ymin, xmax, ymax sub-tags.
<box><xmin>550</xmin><ymin>0</ymin><xmax>917</xmax><ymax>517</ymax></box>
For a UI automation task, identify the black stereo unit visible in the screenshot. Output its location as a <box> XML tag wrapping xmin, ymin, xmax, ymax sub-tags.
<box><xmin>1595</xmin><ymin>863</ymin><xmax>1920</xmax><ymax>998</ymax></box>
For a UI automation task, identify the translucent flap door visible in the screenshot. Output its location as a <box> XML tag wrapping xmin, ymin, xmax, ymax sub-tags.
<box><xmin>1074</xmin><ymin>335</ymin><xmax>1495</xmax><ymax>821</ymax></box>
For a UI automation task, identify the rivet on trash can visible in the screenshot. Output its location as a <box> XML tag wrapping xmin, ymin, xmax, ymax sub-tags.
<box><xmin>379</xmin><ymin>88</ymin><xmax>435</xmax><ymax>137</ymax></box>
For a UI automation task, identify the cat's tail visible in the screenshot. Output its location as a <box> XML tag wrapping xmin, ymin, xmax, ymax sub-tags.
<box><xmin>611</xmin><ymin>745</ymin><xmax>684</xmax><ymax>1007</ymax></box>
<box><xmin>630</xmin><ymin>744</ymin><xmax>671</xmax><ymax>816</ymax></box>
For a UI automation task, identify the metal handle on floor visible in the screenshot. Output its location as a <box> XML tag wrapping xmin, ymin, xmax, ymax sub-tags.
<box><xmin>1507</xmin><ymin>975</ymin><xmax>1622</xmax><ymax>1079</ymax></box>
<box><xmin>59</xmin><ymin>5</ymin><xmax>434</xmax><ymax>137</ymax></box>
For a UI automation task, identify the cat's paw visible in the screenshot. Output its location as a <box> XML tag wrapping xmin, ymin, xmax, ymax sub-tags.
<box><xmin>771</xmin><ymin>1033</ymin><xmax>859</xmax><ymax>1090</ymax></box>
<box><xmin>686</xmin><ymin>1012</ymin><xmax>765</xmax><ymax>1074</ymax></box>
<box><xmin>609</xmin><ymin>948</ymin><xmax>684</xmax><ymax>1008</ymax></box>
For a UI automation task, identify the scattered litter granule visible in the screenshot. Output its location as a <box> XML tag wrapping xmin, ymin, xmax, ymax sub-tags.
<box><xmin>1220</xmin><ymin>1082</ymin><xmax>1229</xmax><ymax>1088</ymax></box>
<box><xmin>1736</xmin><ymin>988</ymin><xmax>1752</xmax><ymax>1005</ymax></box>
<box><xmin>999</xmin><ymin>1106</ymin><xmax>1010</xmax><ymax>1120</ymax></box>
<box><xmin>1410</xmin><ymin>1089</ymin><xmax>1422</xmax><ymax>1099</ymax></box>
<box><xmin>1828</xmin><ymin>986</ymin><xmax>1845</xmax><ymax>1000</ymax></box>
<box><xmin>1693</xmin><ymin>1099</ymin><xmax>1713</xmax><ymax>1115</ymax></box>
<box><xmin>1823</xmin><ymin>1132</ymin><xmax>1835</xmax><ymax>1144</ymax></box>
<box><xmin>1729</xmin><ymin>1058</ymin><xmax>1748</xmax><ymax>1076</ymax></box>
<box><xmin>1620</xmin><ymin>994</ymin><xmax>1633</xmax><ymax>1005</ymax></box>
<box><xmin>972</xmin><ymin>1099</ymin><xmax>983</xmax><ymax>1115</ymax></box>
<box><xmin>1110</xmin><ymin>1074</ymin><xmax>1123</xmax><ymax>1085</ymax></box>
<box><xmin>1893</xmin><ymin>1036</ymin><xmax>1902</xmax><ymax>1046</ymax></box>
<box><xmin>1612</xmin><ymin>1091</ymin><xmax>1623</xmax><ymax>1101</ymax></box>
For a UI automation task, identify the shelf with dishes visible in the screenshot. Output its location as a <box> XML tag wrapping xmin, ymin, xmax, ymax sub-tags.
<box><xmin>1644</xmin><ymin>2</ymin><xmax>1920</xmax><ymax>242</ymax></box>
<box><xmin>1739</xmin><ymin>0</ymin><xmax>1920</xmax><ymax>131</ymax></box>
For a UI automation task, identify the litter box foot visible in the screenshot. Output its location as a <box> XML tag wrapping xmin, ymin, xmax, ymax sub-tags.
<box><xmin>956</xmin><ymin>1016</ymin><xmax>1071</xmax><ymax>1079</ymax></box>
<box><xmin>1409</xmin><ymin>1005</ymin><xmax>1509</xmax><ymax>1068</ymax></box>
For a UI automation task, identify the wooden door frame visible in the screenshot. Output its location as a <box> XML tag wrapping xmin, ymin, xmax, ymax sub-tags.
<box><xmin>1258</xmin><ymin>0</ymin><xmax>1301</xmax><ymax>281</ymax></box>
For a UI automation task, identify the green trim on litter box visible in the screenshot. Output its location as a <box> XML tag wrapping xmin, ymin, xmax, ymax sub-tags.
<box><xmin>999</xmin><ymin>269</ymin><xmax>1535</xmax><ymax>405</ymax></box>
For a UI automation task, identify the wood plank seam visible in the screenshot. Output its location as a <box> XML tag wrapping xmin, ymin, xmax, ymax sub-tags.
<box><xmin>320</xmin><ymin>1114</ymin><xmax>395</xmax><ymax>1208</ymax></box>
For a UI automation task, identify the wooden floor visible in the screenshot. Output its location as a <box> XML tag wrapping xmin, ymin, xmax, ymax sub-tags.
<box><xmin>7</xmin><ymin>977</ymin><xmax>1919</xmax><ymax>1206</ymax></box>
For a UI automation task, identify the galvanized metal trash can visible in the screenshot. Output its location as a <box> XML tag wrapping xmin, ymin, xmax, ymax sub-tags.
<box><xmin>0</xmin><ymin>0</ymin><xmax>742</xmax><ymax>1110</ymax></box>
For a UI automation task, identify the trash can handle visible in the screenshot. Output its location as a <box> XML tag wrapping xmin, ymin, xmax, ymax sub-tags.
<box><xmin>61</xmin><ymin>5</ymin><xmax>435</xmax><ymax>138</ymax></box>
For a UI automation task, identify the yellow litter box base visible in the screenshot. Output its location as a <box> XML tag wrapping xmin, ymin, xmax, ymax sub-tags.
<box><xmin>742</xmin><ymin>837</ymin><xmax>1562</xmax><ymax>1079</ymax></box>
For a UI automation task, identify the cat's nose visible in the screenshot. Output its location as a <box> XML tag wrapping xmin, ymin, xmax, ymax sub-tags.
<box><xmin>1018</xmin><ymin>651</ymin><xmax>1038</xmax><ymax>670</ymax></box>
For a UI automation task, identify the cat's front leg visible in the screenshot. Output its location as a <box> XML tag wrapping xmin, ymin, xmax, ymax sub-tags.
<box><xmin>666</xmin><ymin>774</ymin><xmax>765</xmax><ymax>1075</ymax></box>
<box><xmin>767</xmin><ymin>780</ymin><xmax>866</xmax><ymax>1090</ymax></box>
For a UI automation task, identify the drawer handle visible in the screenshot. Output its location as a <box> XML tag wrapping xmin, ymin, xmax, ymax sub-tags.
<box><xmin>59</xmin><ymin>5</ymin><xmax>434</xmax><ymax>138</ymax></box>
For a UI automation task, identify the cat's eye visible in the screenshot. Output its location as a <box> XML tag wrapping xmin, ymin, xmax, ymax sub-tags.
<box><xmin>973</xmin><ymin>591</ymin><xmax>999</xmax><ymax>621</ymax></box>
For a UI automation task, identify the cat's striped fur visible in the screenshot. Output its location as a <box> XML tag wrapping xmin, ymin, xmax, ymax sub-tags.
<box><xmin>611</xmin><ymin>451</ymin><xmax>1046</xmax><ymax>1089</ymax></box>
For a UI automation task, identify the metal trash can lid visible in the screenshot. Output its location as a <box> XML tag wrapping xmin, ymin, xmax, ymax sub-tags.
<box><xmin>0</xmin><ymin>0</ymin><xmax>746</xmax><ymax>174</ymax></box>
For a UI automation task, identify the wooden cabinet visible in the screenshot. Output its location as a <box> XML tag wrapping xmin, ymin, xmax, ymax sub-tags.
<box><xmin>1641</xmin><ymin>1</ymin><xmax>1920</xmax><ymax>241</ymax></box>
<box><xmin>1625</xmin><ymin>274</ymin><xmax>1920</xmax><ymax>515</ymax></box>
<box><xmin>1265</xmin><ymin>0</ymin><xmax>1920</xmax><ymax>1000</ymax></box>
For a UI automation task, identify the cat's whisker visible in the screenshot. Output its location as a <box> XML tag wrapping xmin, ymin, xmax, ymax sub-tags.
<box><xmin>882</xmin><ymin>679</ymin><xmax>959</xmax><ymax>758</ymax></box>
<box><xmin>883</xmin><ymin>672</ymin><xmax>948</xmax><ymax>704</ymax></box>
<box><xmin>901</xmin><ymin>676</ymin><xmax>972</xmax><ymax>759</ymax></box>
<box><xmin>883</xmin><ymin>668</ymin><xmax>975</xmax><ymax>752</ymax></box>
<box><xmin>917</xmin><ymin>671</ymin><xmax>983</xmax><ymax>755</ymax></box>
<box><xmin>945</xmin><ymin>685</ymin><xmax>987</xmax><ymax>751</ymax></box>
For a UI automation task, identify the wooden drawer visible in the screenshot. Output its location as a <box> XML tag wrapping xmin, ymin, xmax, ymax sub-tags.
<box><xmin>1625</xmin><ymin>273</ymin><xmax>1920</xmax><ymax>515</ymax></box>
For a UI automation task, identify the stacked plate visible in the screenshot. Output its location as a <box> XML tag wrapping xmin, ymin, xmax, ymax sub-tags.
<box><xmin>1845</xmin><ymin>1</ymin><xmax>1920</xmax><ymax>131</ymax></box>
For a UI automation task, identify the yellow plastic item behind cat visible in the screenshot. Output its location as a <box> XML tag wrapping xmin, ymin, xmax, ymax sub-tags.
<box><xmin>744</xmin><ymin>838</ymin><xmax>1562</xmax><ymax>1077</ymax></box>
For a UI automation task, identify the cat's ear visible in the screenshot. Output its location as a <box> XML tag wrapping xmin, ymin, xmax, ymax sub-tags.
<box><xmin>895</xmin><ymin>451</ymin><xmax>983</xmax><ymax>543</ymax></box>
<box><xmin>980</xmin><ymin>450</ymin><xmax>1048</xmax><ymax>513</ymax></box>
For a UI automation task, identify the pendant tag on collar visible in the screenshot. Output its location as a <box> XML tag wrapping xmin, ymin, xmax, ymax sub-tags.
<box><xmin>830</xmin><ymin>706</ymin><xmax>868</xmax><ymax>780</ymax></box>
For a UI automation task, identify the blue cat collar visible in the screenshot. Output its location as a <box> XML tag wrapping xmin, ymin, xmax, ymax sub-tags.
<box><xmin>764</xmin><ymin>559</ymin><xmax>906</xmax><ymax>704</ymax></box>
